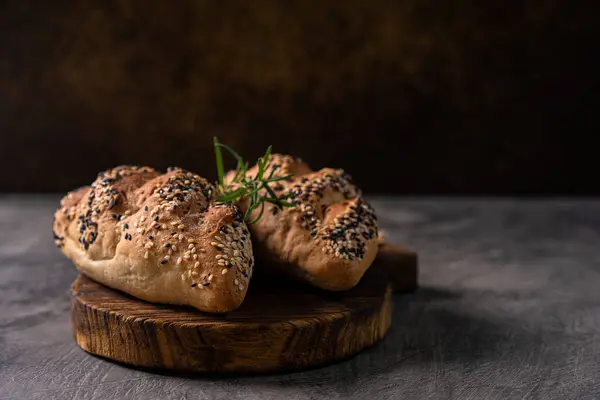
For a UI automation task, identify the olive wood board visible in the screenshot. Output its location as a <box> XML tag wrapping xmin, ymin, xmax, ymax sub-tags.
<box><xmin>71</xmin><ymin>243</ymin><xmax>417</xmax><ymax>373</ymax></box>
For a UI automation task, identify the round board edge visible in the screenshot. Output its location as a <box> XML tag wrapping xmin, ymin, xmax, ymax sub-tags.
<box><xmin>71</xmin><ymin>270</ymin><xmax>393</xmax><ymax>374</ymax></box>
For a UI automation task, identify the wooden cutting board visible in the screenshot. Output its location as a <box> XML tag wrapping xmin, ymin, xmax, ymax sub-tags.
<box><xmin>71</xmin><ymin>244</ymin><xmax>417</xmax><ymax>373</ymax></box>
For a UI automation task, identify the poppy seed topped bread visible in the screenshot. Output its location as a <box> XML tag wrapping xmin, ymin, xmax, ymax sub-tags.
<box><xmin>53</xmin><ymin>166</ymin><xmax>254</xmax><ymax>313</ymax></box>
<box><xmin>225</xmin><ymin>155</ymin><xmax>379</xmax><ymax>291</ymax></box>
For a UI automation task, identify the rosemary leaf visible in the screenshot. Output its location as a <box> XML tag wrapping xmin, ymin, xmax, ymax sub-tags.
<box><xmin>213</xmin><ymin>138</ymin><xmax>295</xmax><ymax>224</ymax></box>
<box><xmin>217</xmin><ymin>187</ymin><xmax>246</xmax><ymax>202</ymax></box>
<box><xmin>264</xmin><ymin>174</ymin><xmax>294</xmax><ymax>183</ymax></box>
<box><xmin>213</xmin><ymin>137</ymin><xmax>224</xmax><ymax>186</ymax></box>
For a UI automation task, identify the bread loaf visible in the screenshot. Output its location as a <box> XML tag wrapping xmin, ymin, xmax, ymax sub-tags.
<box><xmin>53</xmin><ymin>166</ymin><xmax>254</xmax><ymax>313</ymax></box>
<box><xmin>225</xmin><ymin>155</ymin><xmax>378</xmax><ymax>291</ymax></box>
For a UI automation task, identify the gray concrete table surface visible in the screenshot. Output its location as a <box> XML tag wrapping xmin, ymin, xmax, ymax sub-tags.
<box><xmin>1</xmin><ymin>195</ymin><xmax>600</xmax><ymax>400</ymax></box>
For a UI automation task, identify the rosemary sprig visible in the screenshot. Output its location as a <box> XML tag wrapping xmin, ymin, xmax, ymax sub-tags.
<box><xmin>213</xmin><ymin>137</ymin><xmax>296</xmax><ymax>224</ymax></box>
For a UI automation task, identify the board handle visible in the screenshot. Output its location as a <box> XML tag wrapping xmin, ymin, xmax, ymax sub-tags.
<box><xmin>374</xmin><ymin>243</ymin><xmax>418</xmax><ymax>293</ymax></box>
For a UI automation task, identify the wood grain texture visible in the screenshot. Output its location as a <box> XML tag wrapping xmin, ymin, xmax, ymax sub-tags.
<box><xmin>71</xmin><ymin>265</ymin><xmax>393</xmax><ymax>373</ymax></box>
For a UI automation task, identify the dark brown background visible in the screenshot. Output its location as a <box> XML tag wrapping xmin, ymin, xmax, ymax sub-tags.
<box><xmin>1</xmin><ymin>1</ymin><xmax>597</xmax><ymax>194</ymax></box>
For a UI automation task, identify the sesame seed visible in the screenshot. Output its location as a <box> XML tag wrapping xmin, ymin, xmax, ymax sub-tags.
<box><xmin>193</xmin><ymin>254</ymin><xmax>198</xmax><ymax>260</ymax></box>
<box><xmin>194</xmin><ymin>261</ymin><xmax>200</xmax><ymax>268</ymax></box>
<box><xmin>221</xmin><ymin>269</ymin><xmax>228</xmax><ymax>275</ymax></box>
<box><xmin>172</xmin><ymin>245</ymin><xmax>177</xmax><ymax>251</ymax></box>
<box><xmin>178</xmin><ymin>234</ymin><xmax>184</xmax><ymax>240</ymax></box>
<box><xmin>177</xmin><ymin>257</ymin><xmax>182</xmax><ymax>265</ymax></box>
<box><xmin>144</xmin><ymin>251</ymin><xmax>149</xmax><ymax>259</ymax></box>
<box><xmin>178</xmin><ymin>224</ymin><xmax>185</xmax><ymax>230</ymax></box>
<box><xmin>188</xmin><ymin>244</ymin><xmax>194</xmax><ymax>249</ymax></box>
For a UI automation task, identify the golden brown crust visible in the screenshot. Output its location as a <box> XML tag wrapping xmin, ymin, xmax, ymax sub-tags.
<box><xmin>53</xmin><ymin>166</ymin><xmax>253</xmax><ymax>313</ymax></box>
<box><xmin>225</xmin><ymin>155</ymin><xmax>378</xmax><ymax>291</ymax></box>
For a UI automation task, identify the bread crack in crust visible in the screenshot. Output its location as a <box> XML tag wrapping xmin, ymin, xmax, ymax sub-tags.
<box><xmin>53</xmin><ymin>165</ymin><xmax>254</xmax><ymax>313</ymax></box>
<box><xmin>226</xmin><ymin>154</ymin><xmax>378</xmax><ymax>291</ymax></box>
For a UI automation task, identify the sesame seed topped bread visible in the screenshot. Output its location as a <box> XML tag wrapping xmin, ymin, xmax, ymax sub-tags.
<box><xmin>53</xmin><ymin>166</ymin><xmax>254</xmax><ymax>313</ymax></box>
<box><xmin>225</xmin><ymin>155</ymin><xmax>379</xmax><ymax>291</ymax></box>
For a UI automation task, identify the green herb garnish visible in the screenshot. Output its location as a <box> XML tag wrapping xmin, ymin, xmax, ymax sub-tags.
<box><xmin>213</xmin><ymin>137</ymin><xmax>295</xmax><ymax>224</ymax></box>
